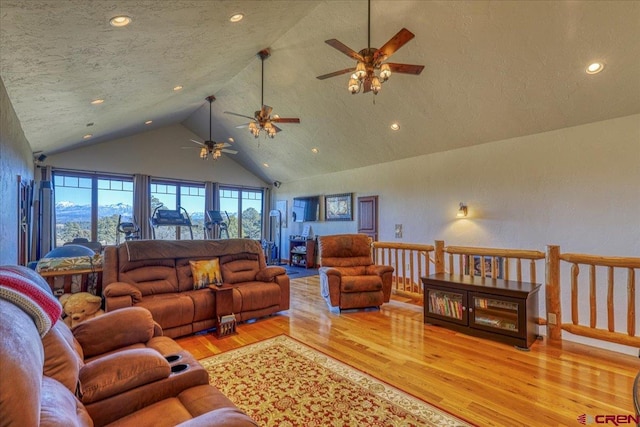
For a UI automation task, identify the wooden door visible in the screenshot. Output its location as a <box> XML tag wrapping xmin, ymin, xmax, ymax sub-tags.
<box><xmin>357</xmin><ymin>195</ymin><xmax>378</xmax><ymax>241</ymax></box>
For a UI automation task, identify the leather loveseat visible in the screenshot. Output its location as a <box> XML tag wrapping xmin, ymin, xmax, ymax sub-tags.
<box><xmin>0</xmin><ymin>265</ymin><xmax>257</xmax><ymax>427</ymax></box>
<box><xmin>103</xmin><ymin>239</ymin><xmax>290</xmax><ymax>338</ymax></box>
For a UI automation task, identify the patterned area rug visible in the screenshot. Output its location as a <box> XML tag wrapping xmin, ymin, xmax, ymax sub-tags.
<box><xmin>199</xmin><ymin>335</ymin><xmax>471</xmax><ymax>427</ymax></box>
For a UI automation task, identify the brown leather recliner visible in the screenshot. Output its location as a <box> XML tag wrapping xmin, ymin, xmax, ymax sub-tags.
<box><xmin>318</xmin><ymin>234</ymin><xmax>394</xmax><ymax>311</ymax></box>
<box><xmin>0</xmin><ymin>265</ymin><xmax>257</xmax><ymax>427</ymax></box>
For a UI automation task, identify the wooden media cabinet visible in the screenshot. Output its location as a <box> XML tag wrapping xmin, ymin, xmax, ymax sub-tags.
<box><xmin>422</xmin><ymin>273</ymin><xmax>541</xmax><ymax>349</ymax></box>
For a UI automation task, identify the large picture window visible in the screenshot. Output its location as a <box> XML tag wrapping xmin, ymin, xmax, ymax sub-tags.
<box><xmin>219</xmin><ymin>187</ymin><xmax>263</xmax><ymax>239</ymax></box>
<box><xmin>53</xmin><ymin>172</ymin><xmax>134</xmax><ymax>247</ymax></box>
<box><xmin>150</xmin><ymin>180</ymin><xmax>205</xmax><ymax>240</ymax></box>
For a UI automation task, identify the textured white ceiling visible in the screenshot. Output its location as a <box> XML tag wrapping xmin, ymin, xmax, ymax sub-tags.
<box><xmin>1</xmin><ymin>1</ymin><xmax>639</xmax><ymax>183</ymax></box>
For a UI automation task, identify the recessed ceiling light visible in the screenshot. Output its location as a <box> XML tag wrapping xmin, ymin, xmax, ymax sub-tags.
<box><xmin>311</xmin><ymin>147</ymin><xmax>319</xmax><ymax>154</ymax></box>
<box><xmin>83</xmin><ymin>134</ymin><xmax>93</xmax><ymax>139</ymax></box>
<box><xmin>390</xmin><ymin>122</ymin><xmax>400</xmax><ymax>131</ymax></box>
<box><xmin>90</xmin><ymin>99</ymin><xmax>104</xmax><ymax>105</ymax></box>
<box><xmin>109</xmin><ymin>15</ymin><xmax>132</xmax><ymax>27</ymax></box>
<box><xmin>586</xmin><ymin>62</ymin><xmax>604</xmax><ymax>74</ymax></box>
<box><xmin>228</xmin><ymin>137</ymin><xmax>234</xmax><ymax>143</ymax></box>
<box><xmin>263</xmin><ymin>163</ymin><xmax>270</xmax><ymax>168</ymax></box>
<box><xmin>229</xmin><ymin>13</ymin><xmax>244</xmax><ymax>23</ymax></box>
<box><xmin>173</xmin><ymin>85</ymin><xmax>183</xmax><ymax>91</ymax></box>
<box><xmin>144</xmin><ymin>120</ymin><xmax>153</xmax><ymax>125</ymax></box>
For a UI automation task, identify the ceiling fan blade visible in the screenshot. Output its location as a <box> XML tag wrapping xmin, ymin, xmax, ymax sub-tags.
<box><xmin>386</xmin><ymin>62</ymin><xmax>425</xmax><ymax>75</ymax></box>
<box><xmin>316</xmin><ymin>67</ymin><xmax>356</xmax><ymax>80</ymax></box>
<box><xmin>373</xmin><ymin>28</ymin><xmax>415</xmax><ymax>63</ymax></box>
<box><xmin>190</xmin><ymin>139</ymin><xmax>205</xmax><ymax>146</ymax></box>
<box><xmin>325</xmin><ymin>39</ymin><xmax>363</xmax><ymax>62</ymax></box>
<box><xmin>221</xmin><ymin>149</ymin><xmax>238</xmax><ymax>154</ymax></box>
<box><xmin>272</xmin><ymin>117</ymin><xmax>300</xmax><ymax>124</ymax></box>
<box><xmin>224</xmin><ymin>111</ymin><xmax>255</xmax><ymax>121</ymax></box>
<box><xmin>235</xmin><ymin>123</ymin><xmax>251</xmax><ymax>129</ymax></box>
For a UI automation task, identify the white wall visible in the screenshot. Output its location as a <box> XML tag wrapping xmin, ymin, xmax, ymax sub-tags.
<box><xmin>0</xmin><ymin>77</ymin><xmax>34</xmax><ymax>265</ymax></box>
<box><xmin>275</xmin><ymin>114</ymin><xmax>640</xmax><ymax>355</ymax></box>
<box><xmin>45</xmin><ymin>124</ymin><xmax>267</xmax><ymax>187</ymax></box>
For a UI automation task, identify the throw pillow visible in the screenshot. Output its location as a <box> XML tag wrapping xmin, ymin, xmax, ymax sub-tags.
<box><xmin>189</xmin><ymin>259</ymin><xmax>222</xmax><ymax>289</ymax></box>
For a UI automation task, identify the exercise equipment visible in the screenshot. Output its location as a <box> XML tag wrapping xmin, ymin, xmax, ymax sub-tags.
<box><xmin>205</xmin><ymin>210</ymin><xmax>229</xmax><ymax>239</ymax></box>
<box><xmin>267</xmin><ymin>209</ymin><xmax>282</xmax><ymax>265</ymax></box>
<box><xmin>116</xmin><ymin>215</ymin><xmax>140</xmax><ymax>244</ymax></box>
<box><xmin>149</xmin><ymin>205</ymin><xmax>194</xmax><ymax>239</ymax></box>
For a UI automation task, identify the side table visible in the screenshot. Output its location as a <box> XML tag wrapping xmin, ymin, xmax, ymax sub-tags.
<box><xmin>208</xmin><ymin>284</ymin><xmax>237</xmax><ymax>338</ymax></box>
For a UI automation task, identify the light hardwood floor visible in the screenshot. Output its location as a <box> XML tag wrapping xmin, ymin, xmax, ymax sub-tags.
<box><xmin>177</xmin><ymin>275</ymin><xmax>639</xmax><ymax>426</ymax></box>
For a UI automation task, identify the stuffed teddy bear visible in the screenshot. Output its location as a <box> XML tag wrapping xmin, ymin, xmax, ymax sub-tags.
<box><xmin>58</xmin><ymin>292</ymin><xmax>105</xmax><ymax>328</ymax></box>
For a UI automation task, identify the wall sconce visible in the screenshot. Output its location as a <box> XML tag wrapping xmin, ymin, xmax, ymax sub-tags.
<box><xmin>457</xmin><ymin>202</ymin><xmax>468</xmax><ymax>218</ymax></box>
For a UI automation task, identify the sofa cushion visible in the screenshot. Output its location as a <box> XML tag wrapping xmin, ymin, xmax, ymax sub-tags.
<box><xmin>72</xmin><ymin>306</ymin><xmax>157</xmax><ymax>358</ymax></box>
<box><xmin>220</xmin><ymin>253</ymin><xmax>260</xmax><ymax>284</ymax></box>
<box><xmin>138</xmin><ymin>294</ymin><xmax>195</xmax><ymax>330</ymax></box>
<box><xmin>189</xmin><ymin>259</ymin><xmax>222</xmax><ymax>289</ymax></box>
<box><xmin>232</xmin><ymin>282</ymin><xmax>281</xmax><ymax>312</ymax></box>
<box><xmin>183</xmin><ymin>289</ymin><xmax>216</xmax><ymax>322</ymax></box>
<box><xmin>43</xmin><ymin>321</ymin><xmax>84</xmax><ymax>393</ymax></box>
<box><xmin>40</xmin><ymin>376</ymin><xmax>93</xmax><ymax>427</ymax></box>
<box><xmin>79</xmin><ymin>348</ymin><xmax>171</xmax><ymax>404</ymax></box>
<box><xmin>119</xmin><ymin>261</ymin><xmax>179</xmax><ymax>296</ymax></box>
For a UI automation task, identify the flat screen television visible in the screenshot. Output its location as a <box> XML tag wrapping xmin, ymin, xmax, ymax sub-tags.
<box><xmin>292</xmin><ymin>196</ymin><xmax>320</xmax><ymax>222</ymax></box>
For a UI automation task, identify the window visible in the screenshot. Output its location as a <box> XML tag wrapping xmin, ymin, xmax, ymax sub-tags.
<box><xmin>150</xmin><ymin>180</ymin><xmax>205</xmax><ymax>240</ymax></box>
<box><xmin>219</xmin><ymin>187</ymin><xmax>263</xmax><ymax>239</ymax></box>
<box><xmin>53</xmin><ymin>172</ymin><xmax>133</xmax><ymax>247</ymax></box>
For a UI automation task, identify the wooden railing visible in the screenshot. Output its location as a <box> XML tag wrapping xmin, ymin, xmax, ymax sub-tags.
<box><xmin>371</xmin><ymin>239</ymin><xmax>638</xmax><ymax>349</ymax></box>
<box><xmin>372</xmin><ymin>242</ymin><xmax>434</xmax><ymax>299</ymax></box>
<box><xmin>546</xmin><ymin>246</ymin><xmax>640</xmax><ymax>348</ymax></box>
<box><xmin>435</xmin><ymin>240</ymin><xmax>545</xmax><ymax>284</ymax></box>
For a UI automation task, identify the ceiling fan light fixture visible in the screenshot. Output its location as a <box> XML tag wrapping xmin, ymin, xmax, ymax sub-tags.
<box><xmin>199</xmin><ymin>147</ymin><xmax>208</xmax><ymax>159</ymax></box>
<box><xmin>380</xmin><ymin>63</ymin><xmax>391</xmax><ymax>81</ymax></box>
<box><xmin>371</xmin><ymin>75</ymin><xmax>382</xmax><ymax>94</ymax></box>
<box><xmin>348</xmin><ymin>77</ymin><xmax>360</xmax><ymax>94</ymax></box>
<box><xmin>355</xmin><ymin>61</ymin><xmax>367</xmax><ymax>79</ymax></box>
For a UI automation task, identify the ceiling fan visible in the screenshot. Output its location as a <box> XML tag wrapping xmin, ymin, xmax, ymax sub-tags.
<box><xmin>186</xmin><ymin>95</ymin><xmax>238</xmax><ymax>160</ymax></box>
<box><xmin>316</xmin><ymin>0</ymin><xmax>424</xmax><ymax>95</ymax></box>
<box><xmin>224</xmin><ymin>48</ymin><xmax>300</xmax><ymax>139</ymax></box>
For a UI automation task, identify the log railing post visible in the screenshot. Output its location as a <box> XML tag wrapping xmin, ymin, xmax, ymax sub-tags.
<box><xmin>435</xmin><ymin>240</ymin><xmax>445</xmax><ymax>274</ymax></box>
<box><xmin>546</xmin><ymin>245</ymin><xmax>562</xmax><ymax>340</ymax></box>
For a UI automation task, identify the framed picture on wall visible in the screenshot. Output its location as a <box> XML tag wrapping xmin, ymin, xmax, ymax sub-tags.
<box><xmin>325</xmin><ymin>193</ymin><xmax>353</xmax><ymax>221</ymax></box>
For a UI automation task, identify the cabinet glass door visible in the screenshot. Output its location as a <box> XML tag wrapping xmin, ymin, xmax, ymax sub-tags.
<box><xmin>426</xmin><ymin>288</ymin><xmax>466</xmax><ymax>324</ymax></box>
<box><xmin>471</xmin><ymin>294</ymin><xmax>519</xmax><ymax>335</ymax></box>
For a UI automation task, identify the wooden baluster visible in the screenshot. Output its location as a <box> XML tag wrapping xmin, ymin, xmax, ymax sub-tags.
<box><xmin>607</xmin><ymin>266</ymin><xmax>614</xmax><ymax>332</ymax></box>
<box><xmin>546</xmin><ymin>245</ymin><xmax>561</xmax><ymax>340</ymax></box>
<box><xmin>516</xmin><ymin>259</ymin><xmax>522</xmax><ymax>282</ymax></box>
<box><xmin>628</xmin><ymin>268</ymin><xmax>636</xmax><ymax>337</ymax></box>
<box><xmin>530</xmin><ymin>260</ymin><xmax>536</xmax><ymax>285</ymax></box>
<box><xmin>449</xmin><ymin>253</ymin><xmax>454</xmax><ymax>276</ymax></box>
<box><xmin>504</xmin><ymin>258</ymin><xmax>510</xmax><ymax>281</ymax></box>
<box><xmin>458</xmin><ymin>254</ymin><xmax>463</xmax><ymax>276</ymax></box>
<box><xmin>481</xmin><ymin>256</ymin><xmax>486</xmax><ymax>278</ymax></box>
<box><xmin>571</xmin><ymin>263</ymin><xmax>579</xmax><ymax>325</ymax></box>
<box><xmin>589</xmin><ymin>265</ymin><xmax>596</xmax><ymax>329</ymax></box>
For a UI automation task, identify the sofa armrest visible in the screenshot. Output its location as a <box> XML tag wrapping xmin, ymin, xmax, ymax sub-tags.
<box><xmin>255</xmin><ymin>266</ymin><xmax>287</xmax><ymax>282</ymax></box>
<box><xmin>72</xmin><ymin>307</ymin><xmax>160</xmax><ymax>358</ymax></box>
<box><xmin>319</xmin><ymin>266</ymin><xmax>342</xmax><ymax>277</ymax></box>
<box><xmin>104</xmin><ymin>282</ymin><xmax>142</xmax><ymax>302</ymax></box>
<box><xmin>79</xmin><ymin>348</ymin><xmax>170</xmax><ymax>404</ymax></box>
<box><xmin>365</xmin><ymin>265</ymin><xmax>394</xmax><ymax>276</ymax></box>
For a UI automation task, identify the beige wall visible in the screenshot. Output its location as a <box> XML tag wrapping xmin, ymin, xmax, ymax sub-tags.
<box><xmin>275</xmin><ymin>114</ymin><xmax>640</xmax><ymax>355</ymax></box>
<box><xmin>46</xmin><ymin>124</ymin><xmax>268</xmax><ymax>187</ymax></box>
<box><xmin>0</xmin><ymin>77</ymin><xmax>34</xmax><ymax>265</ymax></box>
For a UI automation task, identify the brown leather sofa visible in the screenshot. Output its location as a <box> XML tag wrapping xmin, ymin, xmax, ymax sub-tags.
<box><xmin>0</xmin><ymin>265</ymin><xmax>257</xmax><ymax>427</ymax></box>
<box><xmin>103</xmin><ymin>239</ymin><xmax>290</xmax><ymax>338</ymax></box>
<box><xmin>318</xmin><ymin>234</ymin><xmax>394</xmax><ymax>311</ymax></box>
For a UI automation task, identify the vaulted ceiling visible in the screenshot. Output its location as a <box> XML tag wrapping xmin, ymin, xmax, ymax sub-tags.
<box><xmin>1</xmin><ymin>1</ymin><xmax>639</xmax><ymax>184</ymax></box>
